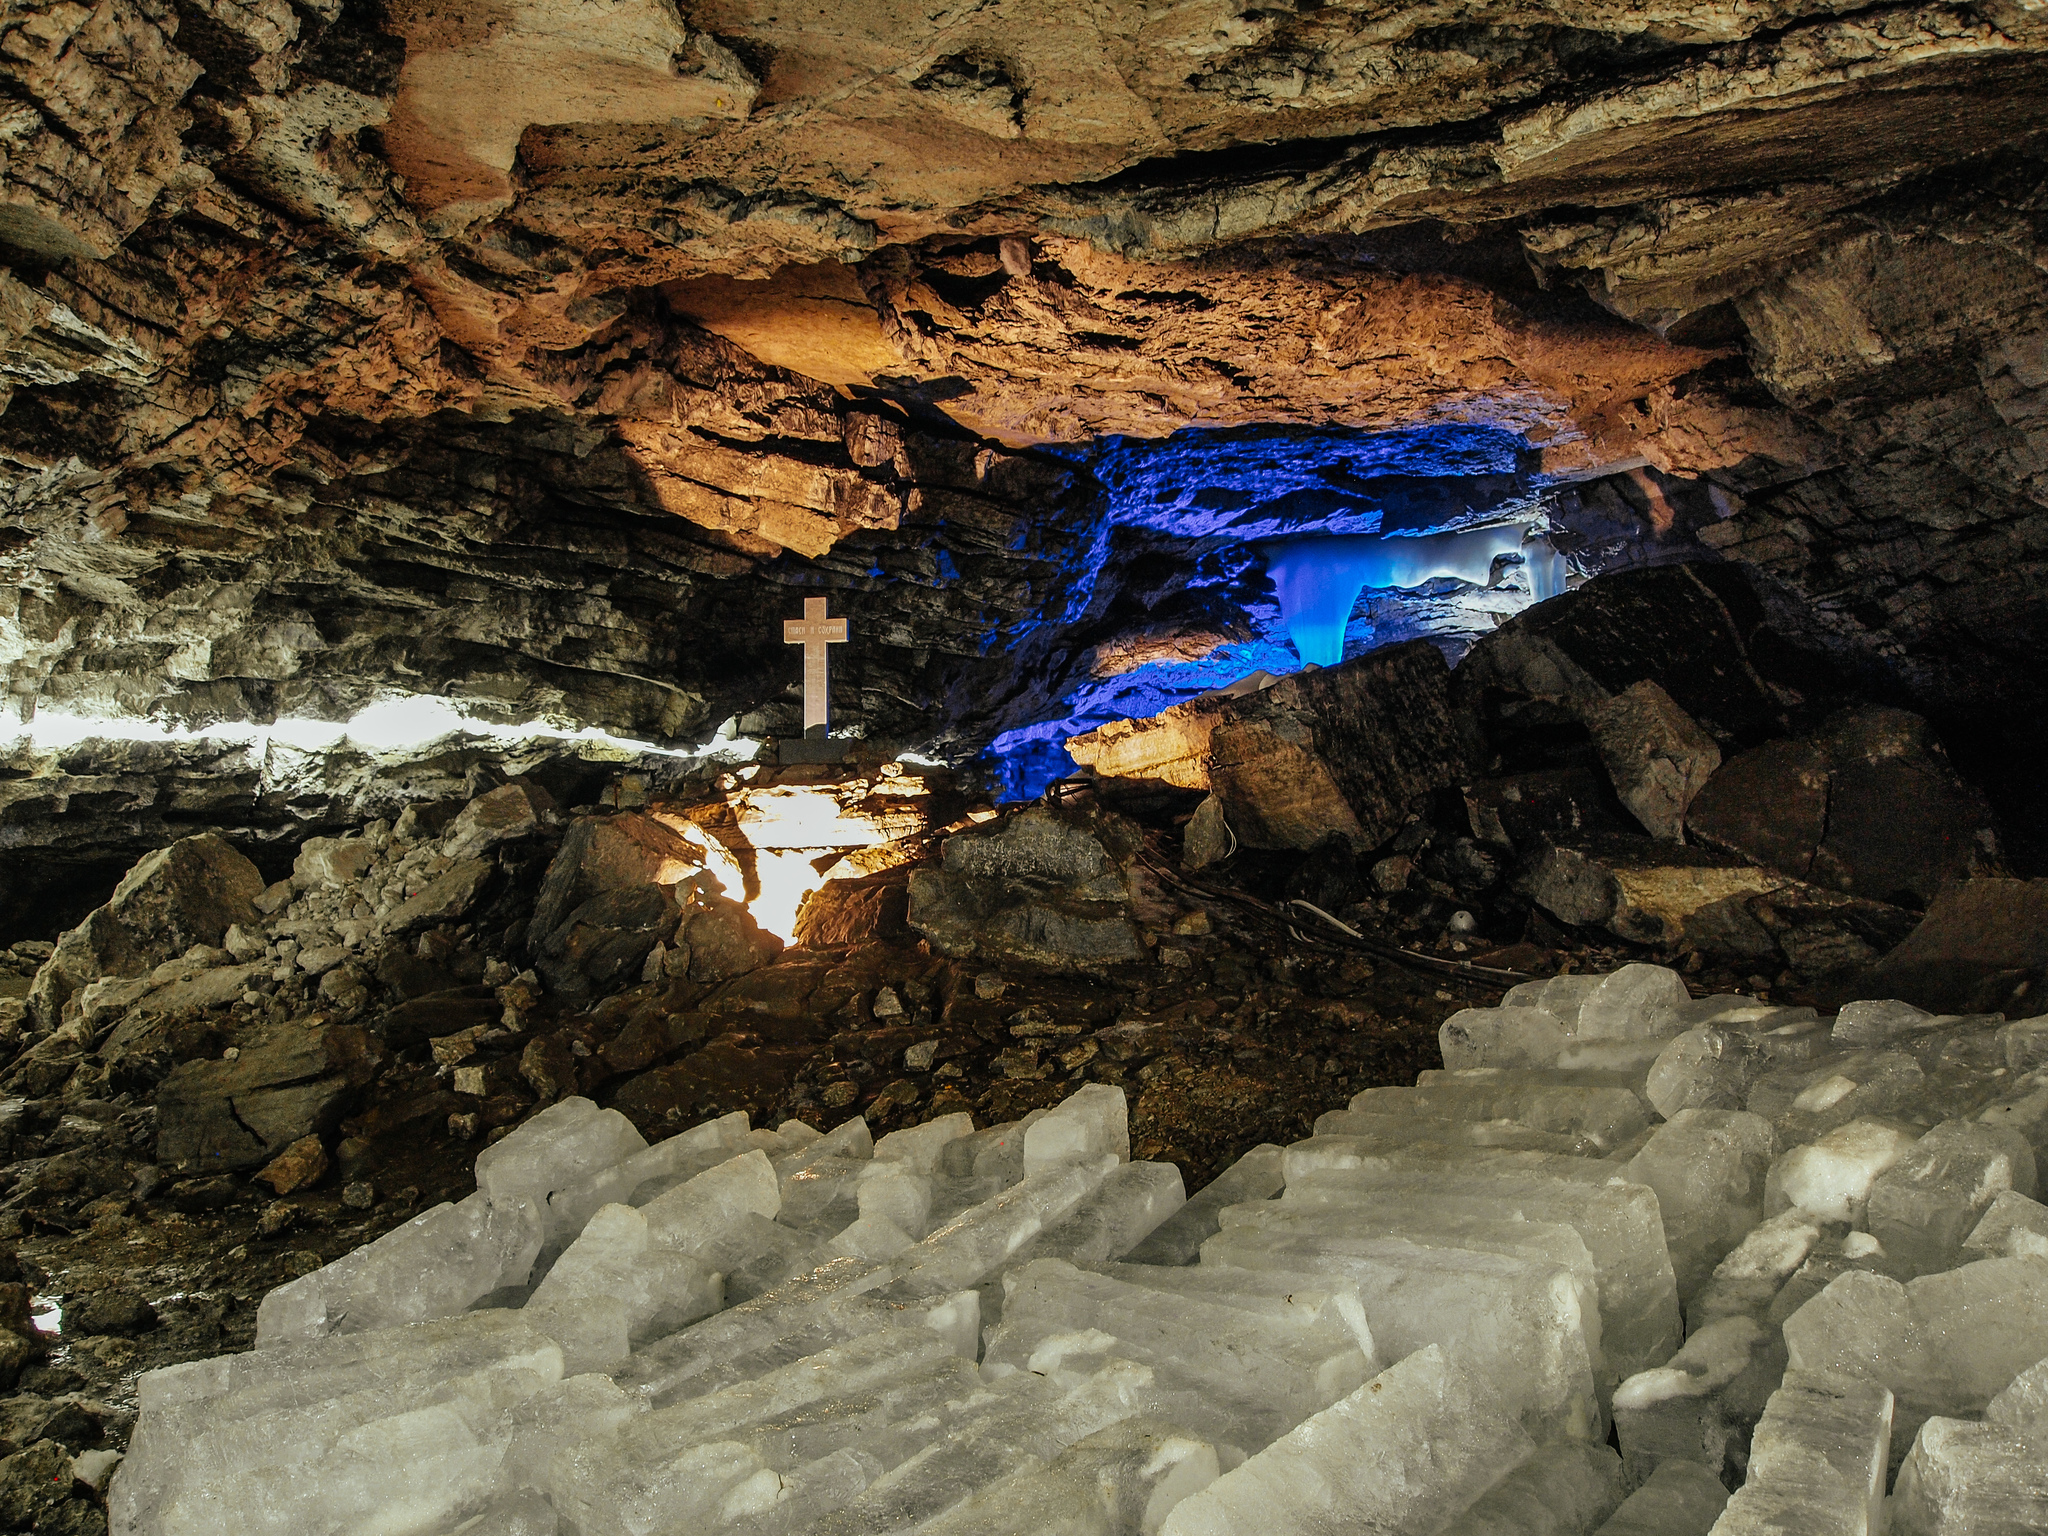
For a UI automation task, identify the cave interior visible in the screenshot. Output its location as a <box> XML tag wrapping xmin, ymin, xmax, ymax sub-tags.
<box><xmin>3</xmin><ymin>1</ymin><xmax>2048</xmax><ymax>1532</ymax></box>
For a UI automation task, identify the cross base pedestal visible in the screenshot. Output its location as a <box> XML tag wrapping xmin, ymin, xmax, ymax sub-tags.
<box><xmin>777</xmin><ymin>735</ymin><xmax>847</xmax><ymax>764</ymax></box>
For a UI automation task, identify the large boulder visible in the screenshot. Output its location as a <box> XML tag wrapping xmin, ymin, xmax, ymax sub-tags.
<box><xmin>371</xmin><ymin>857</ymin><xmax>497</xmax><ymax>938</ymax></box>
<box><xmin>681</xmin><ymin>895</ymin><xmax>784</xmax><ymax>983</ymax></box>
<box><xmin>375</xmin><ymin>986</ymin><xmax>503</xmax><ymax>1050</ymax></box>
<box><xmin>1517</xmin><ymin>832</ymin><xmax>1917</xmax><ymax>971</ymax></box>
<box><xmin>94</xmin><ymin>960</ymin><xmax>273</xmax><ymax>1062</ymax></box>
<box><xmin>1068</xmin><ymin>640</ymin><xmax>1468</xmax><ymax>852</ymax></box>
<box><xmin>1580</xmin><ymin>680</ymin><xmax>1721</xmax><ymax>842</ymax></box>
<box><xmin>793</xmin><ymin>869</ymin><xmax>912</xmax><ymax>947</ymax></box>
<box><xmin>1455</xmin><ymin>563</ymin><xmax>1840</xmax><ymax>755</ymax></box>
<box><xmin>1687</xmin><ymin>707</ymin><xmax>1999</xmax><ymax>908</ymax></box>
<box><xmin>441</xmin><ymin>782</ymin><xmax>555</xmax><ymax>860</ymax></box>
<box><xmin>292</xmin><ymin>836</ymin><xmax>376</xmax><ymax>893</ymax></box>
<box><xmin>27</xmin><ymin>834</ymin><xmax>263</xmax><ymax>1031</ymax></box>
<box><xmin>1837</xmin><ymin>879</ymin><xmax>2048</xmax><ymax>1017</ymax></box>
<box><xmin>528</xmin><ymin>813</ymin><xmax>701</xmax><ymax>951</ymax></box>
<box><xmin>1518</xmin><ymin>833</ymin><xmax>1783</xmax><ymax>949</ymax></box>
<box><xmin>907</xmin><ymin>806</ymin><xmax>1147</xmax><ymax>972</ymax></box>
<box><xmin>155</xmin><ymin>1023</ymin><xmax>382</xmax><ymax>1171</ymax></box>
<box><xmin>1461</xmin><ymin>765</ymin><xmax>1635</xmax><ymax>853</ymax></box>
<box><xmin>537</xmin><ymin>886</ymin><xmax>682</xmax><ymax>1003</ymax></box>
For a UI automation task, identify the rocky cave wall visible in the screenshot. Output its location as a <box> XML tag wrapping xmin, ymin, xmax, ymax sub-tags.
<box><xmin>3</xmin><ymin>0</ymin><xmax>2048</xmax><ymax>902</ymax></box>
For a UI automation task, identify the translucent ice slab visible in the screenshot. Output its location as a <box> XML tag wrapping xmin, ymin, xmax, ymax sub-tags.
<box><xmin>540</xmin><ymin>1111</ymin><xmax>752</xmax><ymax>1254</ymax></box>
<box><xmin>1085</xmin><ymin>1262</ymin><xmax>1375</xmax><ymax>1352</ymax></box>
<box><xmin>1158</xmin><ymin>1346</ymin><xmax>1535</xmax><ymax>1536</ymax></box>
<box><xmin>772</xmin><ymin>1114</ymin><xmax>873</xmax><ymax>1173</ymax></box>
<box><xmin>476</xmin><ymin>1097</ymin><xmax>648</xmax><ymax>1212</ymax></box>
<box><xmin>1347</xmin><ymin>1078</ymin><xmax>1651</xmax><ymax>1151</ymax></box>
<box><xmin>538</xmin><ymin>1327</ymin><xmax>961</xmax><ymax>1536</ymax></box>
<box><xmin>1503</xmin><ymin>975</ymin><xmax>1609</xmax><ymax>1031</ymax></box>
<box><xmin>1890</xmin><ymin>1416</ymin><xmax>2048</xmax><ymax>1536</ymax></box>
<box><xmin>1591</xmin><ymin>1459</ymin><xmax>1727</xmax><ymax>1536</ymax></box>
<box><xmin>1123</xmin><ymin>1144</ymin><xmax>1284</xmax><ymax>1267</ymax></box>
<box><xmin>726</xmin><ymin>1354</ymin><xmax>986</xmax><ymax>1473</ymax></box>
<box><xmin>1762</xmin><ymin>1118</ymin><xmax>1920</xmax><ymax>1225</ymax></box>
<box><xmin>1865</xmin><ymin>1118</ymin><xmax>2037</xmax><ymax>1277</ymax></box>
<box><xmin>639</xmin><ymin>1149</ymin><xmax>782</xmax><ymax>1255</ymax></box>
<box><xmin>830</xmin><ymin>1213</ymin><xmax>917</xmax><ymax>1262</ymax></box>
<box><xmin>856</xmin><ymin>1163</ymin><xmax>934</xmax><ymax>1239</ymax></box>
<box><xmin>1612</xmin><ymin>1313</ymin><xmax>1771</xmax><ymax>1484</ymax></box>
<box><xmin>1783</xmin><ymin>1257</ymin><xmax>2048</xmax><ymax>1468</ymax></box>
<box><xmin>1310</xmin><ymin>1109</ymin><xmax>1595</xmax><ymax>1157</ymax></box>
<box><xmin>115</xmin><ymin>1317</ymin><xmax>569</xmax><ymax>1536</ymax></box>
<box><xmin>872</xmin><ymin>1112</ymin><xmax>975</xmax><ymax>1171</ymax></box>
<box><xmin>446</xmin><ymin>1488</ymin><xmax>560</xmax><ymax>1536</ymax></box>
<box><xmin>1572</xmin><ymin>964</ymin><xmax>1692</xmax><ymax>1042</ymax></box>
<box><xmin>1439</xmin><ymin>1006</ymin><xmax>1570</xmax><ymax>1071</ymax></box>
<box><xmin>1646</xmin><ymin>1027</ymin><xmax>1768</xmax><ymax>1118</ymax></box>
<box><xmin>255</xmin><ymin>1191</ymin><xmax>543</xmax><ymax>1345</ymax></box>
<box><xmin>1214</xmin><ymin>1202</ymin><xmax>1602</xmax><ymax>1377</ymax></box>
<box><xmin>1283</xmin><ymin>1164</ymin><xmax>1681</xmax><ymax>1384</ymax></box>
<box><xmin>1280</xmin><ymin>1136</ymin><xmax>1632</xmax><ymax>1185</ymax></box>
<box><xmin>1023</xmin><ymin>1085</ymin><xmax>1131</xmax><ymax>1176</ymax></box>
<box><xmin>1964</xmin><ymin>1189</ymin><xmax>2048</xmax><ymax>1262</ymax></box>
<box><xmin>139</xmin><ymin>1310</ymin><xmax>563</xmax><ymax>1414</ymax></box>
<box><xmin>908</xmin><ymin>1417</ymin><xmax>1219</xmax><ymax>1536</ymax></box>
<box><xmin>1199</xmin><ymin>1225</ymin><xmax>1602</xmax><ymax>1441</ymax></box>
<box><xmin>883</xmin><ymin>1154</ymin><xmax>1118</xmax><ymax>1299</ymax></box>
<box><xmin>1006</xmin><ymin>1161</ymin><xmax>1186</xmax><ymax>1269</ymax></box>
<box><xmin>986</xmin><ymin>1258</ymin><xmax>1373</xmax><ymax>1448</ymax></box>
<box><xmin>712</xmin><ymin>1368</ymin><xmax>1065</xmax><ymax>1536</ymax></box>
<box><xmin>1624</xmin><ymin>1109</ymin><xmax>1775</xmax><ymax>1304</ymax></box>
<box><xmin>692</xmin><ymin>1213</ymin><xmax>837</xmax><ymax>1304</ymax></box>
<box><xmin>616</xmin><ymin>1260</ymin><xmax>971</xmax><ymax>1407</ymax></box>
<box><xmin>1710</xmin><ymin>1370</ymin><xmax>1891</xmax><ymax>1536</ymax></box>
<box><xmin>139</xmin><ymin>1346</ymin><xmax>564</xmax><ymax>1536</ymax></box>
<box><xmin>778</xmin><ymin>1155</ymin><xmax>870</xmax><ymax>1234</ymax></box>
<box><xmin>937</xmin><ymin>1111</ymin><xmax>1052</xmax><ymax>1184</ymax></box>
<box><xmin>785</xmin><ymin>1359</ymin><xmax>1159</xmax><ymax>1536</ymax></box>
<box><xmin>1437</xmin><ymin>1438</ymin><xmax>1622</xmax><ymax>1536</ymax></box>
<box><xmin>526</xmin><ymin>1202</ymin><xmax>722</xmax><ymax>1347</ymax></box>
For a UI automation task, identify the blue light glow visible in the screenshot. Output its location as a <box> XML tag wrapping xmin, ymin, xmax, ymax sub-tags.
<box><xmin>1261</xmin><ymin>526</ymin><xmax>1567</xmax><ymax>666</ymax></box>
<box><xmin>975</xmin><ymin>421</ymin><xmax>1563</xmax><ymax>801</ymax></box>
<box><xmin>984</xmin><ymin>727</ymin><xmax>1079</xmax><ymax>803</ymax></box>
<box><xmin>1042</xmin><ymin>639</ymin><xmax>1305</xmax><ymax>739</ymax></box>
<box><xmin>1077</xmin><ymin>421</ymin><xmax>1531</xmax><ymax>540</ymax></box>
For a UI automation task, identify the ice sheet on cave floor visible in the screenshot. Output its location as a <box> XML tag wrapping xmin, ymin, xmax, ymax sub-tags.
<box><xmin>109</xmin><ymin>967</ymin><xmax>2048</xmax><ymax>1536</ymax></box>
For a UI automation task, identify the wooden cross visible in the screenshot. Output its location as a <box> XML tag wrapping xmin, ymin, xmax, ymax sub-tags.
<box><xmin>782</xmin><ymin>596</ymin><xmax>848</xmax><ymax>738</ymax></box>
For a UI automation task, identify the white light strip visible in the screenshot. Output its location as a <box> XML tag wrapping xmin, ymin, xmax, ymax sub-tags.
<box><xmin>0</xmin><ymin>696</ymin><xmax>765</xmax><ymax>765</ymax></box>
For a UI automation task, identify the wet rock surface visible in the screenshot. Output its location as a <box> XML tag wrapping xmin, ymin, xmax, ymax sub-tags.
<box><xmin>0</xmin><ymin>578</ymin><xmax>2035</xmax><ymax>1531</ymax></box>
<box><xmin>1</xmin><ymin>0</ymin><xmax>2046</xmax><ymax>877</ymax></box>
<box><xmin>0</xmin><ymin>4</ymin><xmax>2046</xmax><ymax>1502</ymax></box>
<box><xmin>1687</xmin><ymin>708</ymin><xmax>2000</xmax><ymax>907</ymax></box>
<box><xmin>0</xmin><ymin>771</ymin><xmax>1502</xmax><ymax>1529</ymax></box>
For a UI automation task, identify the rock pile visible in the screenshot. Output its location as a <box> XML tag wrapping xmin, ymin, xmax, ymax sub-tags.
<box><xmin>0</xmin><ymin>782</ymin><xmax>805</xmax><ymax>1180</ymax></box>
<box><xmin>0</xmin><ymin>756</ymin><xmax>1436</xmax><ymax>1315</ymax></box>
<box><xmin>1073</xmin><ymin>565</ymin><xmax>2023</xmax><ymax>1017</ymax></box>
<box><xmin>99</xmin><ymin>959</ymin><xmax>2048</xmax><ymax>1536</ymax></box>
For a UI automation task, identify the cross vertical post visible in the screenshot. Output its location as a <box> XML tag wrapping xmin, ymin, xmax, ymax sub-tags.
<box><xmin>783</xmin><ymin>596</ymin><xmax>849</xmax><ymax>740</ymax></box>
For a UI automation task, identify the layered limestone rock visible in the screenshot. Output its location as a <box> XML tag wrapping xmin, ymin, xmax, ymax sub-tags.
<box><xmin>1069</xmin><ymin>639</ymin><xmax>1468</xmax><ymax>852</ymax></box>
<box><xmin>0</xmin><ymin>0</ymin><xmax>2045</xmax><ymax>872</ymax></box>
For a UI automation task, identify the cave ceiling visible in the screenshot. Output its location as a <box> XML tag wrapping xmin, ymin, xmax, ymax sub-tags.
<box><xmin>1</xmin><ymin>0</ymin><xmax>2046</xmax><ymax>780</ymax></box>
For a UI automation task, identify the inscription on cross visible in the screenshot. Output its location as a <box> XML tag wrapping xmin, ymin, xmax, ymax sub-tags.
<box><xmin>783</xmin><ymin>596</ymin><xmax>848</xmax><ymax>739</ymax></box>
